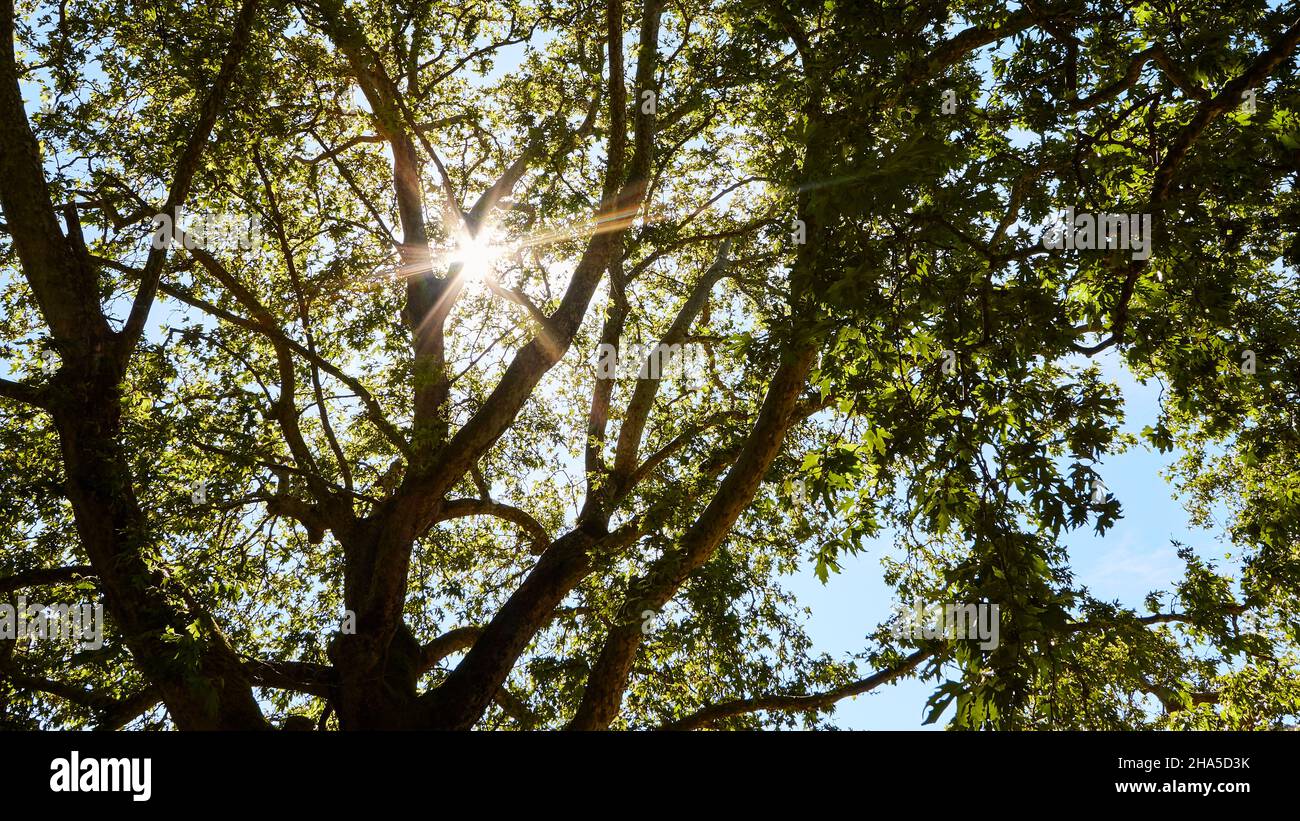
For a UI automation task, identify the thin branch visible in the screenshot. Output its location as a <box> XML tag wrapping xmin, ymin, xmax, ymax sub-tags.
<box><xmin>431</xmin><ymin>498</ymin><xmax>552</xmax><ymax>555</ymax></box>
<box><xmin>660</xmin><ymin>649</ymin><xmax>933</xmax><ymax>730</ymax></box>
<box><xmin>116</xmin><ymin>0</ymin><xmax>262</xmax><ymax>361</ymax></box>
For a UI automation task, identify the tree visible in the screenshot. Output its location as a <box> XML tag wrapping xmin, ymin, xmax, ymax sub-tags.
<box><xmin>2</xmin><ymin>0</ymin><xmax>1299</xmax><ymax>730</ymax></box>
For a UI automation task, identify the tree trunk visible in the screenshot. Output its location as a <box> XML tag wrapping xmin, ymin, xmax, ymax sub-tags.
<box><xmin>49</xmin><ymin>357</ymin><xmax>266</xmax><ymax>730</ymax></box>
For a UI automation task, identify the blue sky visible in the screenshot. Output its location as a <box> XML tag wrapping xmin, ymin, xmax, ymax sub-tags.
<box><xmin>765</xmin><ymin>28</ymin><xmax>1251</xmax><ymax>731</ymax></box>
<box><xmin>782</xmin><ymin>350</ymin><xmax>1230</xmax><ymax>729</ymax></box>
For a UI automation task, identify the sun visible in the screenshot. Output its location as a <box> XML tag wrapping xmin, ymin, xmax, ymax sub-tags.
<box><xmin>448</xmin><ymin>229</ymin><xmax>505</xmax><ymax>282</ymax></box>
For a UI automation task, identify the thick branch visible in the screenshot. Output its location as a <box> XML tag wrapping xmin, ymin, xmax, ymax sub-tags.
<box><xmin>0</xmin><ymin>376</ymin><xmax>46</xmax><ymax>409</ymax></box>
<box><xmin>0</xmin><ymin>565</ymin><xmax>94</xmax><ymax>595</ymax></box>
<box><xmin>243</xmin><ymin>657</ymin><xmax>336</xmax><ymax>698</ymax></box>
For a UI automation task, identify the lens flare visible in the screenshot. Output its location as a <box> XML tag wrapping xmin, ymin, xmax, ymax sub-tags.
<box><xmin>449</xmin><ymin>230</ymin><xmax>503</xmax><ymax>282</ymax></box>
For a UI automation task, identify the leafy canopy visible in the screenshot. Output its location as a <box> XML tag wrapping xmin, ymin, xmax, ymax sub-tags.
<box><xmin>2</xmin><ymin>0</ymin><xmax>1300</xmax><ymax>730</ymax></box>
